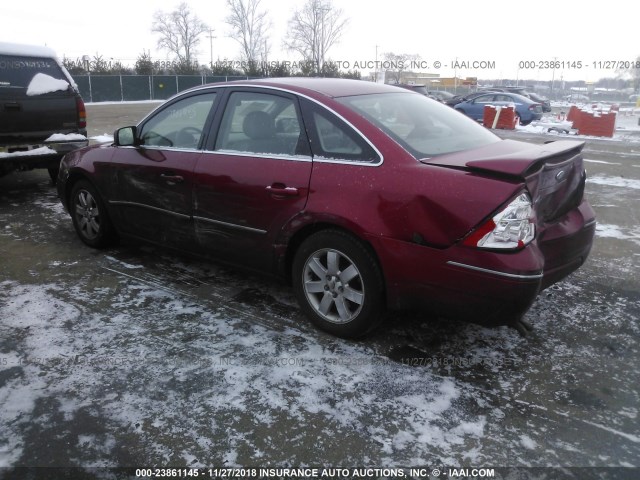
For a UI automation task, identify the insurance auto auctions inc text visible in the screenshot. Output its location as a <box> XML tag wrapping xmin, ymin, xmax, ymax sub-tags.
<box><xmin>197</xmin><ymin>467</ymin><xmax>496</xmax><ymax>478</ymax></box>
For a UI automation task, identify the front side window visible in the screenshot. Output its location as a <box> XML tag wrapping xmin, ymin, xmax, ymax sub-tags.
<box><xmin>215</xmin><ymin>91</ymin><xmax>307</xmax><ymax>156</ymax></box>
<box><xmin>139</xmin><ymin>93</ymin><xmax>216</xmax><ymax>149</ymax></box>
<box><xmin>338</xmin><ymin>92</ymin><xmax>499</xmax><ymax>158</ymax></box>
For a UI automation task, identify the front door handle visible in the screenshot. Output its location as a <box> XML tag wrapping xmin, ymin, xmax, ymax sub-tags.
<box><xmin>266</xmin><ymin>184</ymin><xmax>299</xmax><ymax>197</ymax></box>
<box><xmin>160</xmin><ymin>173</ymin><xmax>184</xmax><ymax>184</ymax></box>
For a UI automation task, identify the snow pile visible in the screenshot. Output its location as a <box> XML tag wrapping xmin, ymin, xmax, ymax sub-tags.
<box><xmin>0</xmin><ymin>146</ymin><xmax>56</xmax><ymax>158</ymax></box>
<box><xmin>26</xmin><ymin>73</ymin><xmax>69</xmax><ymax>96</ymax></box>
<box><xmin>45</xmin><ymin>133</ymin><xmax>87</xmax><ymax>142</ymax></box>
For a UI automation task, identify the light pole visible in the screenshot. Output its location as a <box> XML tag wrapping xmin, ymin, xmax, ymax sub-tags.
<box><xmin>82</xmin><ymin>55</ymin><xmax>92</xmax><ymax>103</ymax></box>
<box><xmin>207</xmin><ymin>28</ymin><xmax>216</xmax><ymax>70</ymax></box>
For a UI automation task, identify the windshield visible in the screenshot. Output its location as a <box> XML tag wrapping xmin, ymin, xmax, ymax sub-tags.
<box><xmin>338</xmin><ymin>92</ymin><xmax>500</xmax><ymax>158</ymax></box>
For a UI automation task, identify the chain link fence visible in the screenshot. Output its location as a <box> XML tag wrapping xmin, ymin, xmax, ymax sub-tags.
<box><xmin>72</xmin><ymin>75</ymin><xmax>259</xmax><ymax>103</ymax></box>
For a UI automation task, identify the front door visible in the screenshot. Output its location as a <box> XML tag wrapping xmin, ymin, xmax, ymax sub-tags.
<box><xmin>108</xmin><ymin>92</ymin><xmax>217</xmax><ymax>248</ymax></box>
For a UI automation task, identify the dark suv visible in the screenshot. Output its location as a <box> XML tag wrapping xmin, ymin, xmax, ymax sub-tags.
<box><xmin>0</xmin><ymin>42</ymin><xmax>88</xmax><ymax>182</ymax></box>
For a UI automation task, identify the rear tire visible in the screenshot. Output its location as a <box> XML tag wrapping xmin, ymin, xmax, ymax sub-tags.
<box><xmin>70</xmin><ymin>180</ymin><xmax>117</xmax><ymax>248</ymax></box>
<box><xmin>292</xmin><ymin>230</ymin><xmax>385</xmax><ymax>338</ymax></box>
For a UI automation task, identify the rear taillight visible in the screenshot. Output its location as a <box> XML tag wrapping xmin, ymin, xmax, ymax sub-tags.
<box><xmin>76</xmin><ymin>96</ymin><xmax>87</xmax><ymax>129</ymax></box>
<box><xmin>463</xmin><ymin>193</ymin><xmax>535</xmax><ymax>250</ymax></box>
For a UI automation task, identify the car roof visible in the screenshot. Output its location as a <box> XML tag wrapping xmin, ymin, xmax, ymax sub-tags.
<box><xmin>193</xmin><ymin>77</ymin><xmax>409</xmax><ymax>98</ymax></box>
<box><xmin>473</xmin><ymin>91</ymin><xmax>537</xmax><ymax>103</ymax></box>
<box><xmin>0</xmin><ymin>41</ymin><xmax>58</xmax><ymax>58</ymax></box>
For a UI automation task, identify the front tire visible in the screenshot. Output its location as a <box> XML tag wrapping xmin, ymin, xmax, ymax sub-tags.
<box><xmin>292</xmin><ymin>230</ymin><xmax>385</xmax><ymax>338</ymax></box>
<box><xmin>70</xmin><ymin>180</ymin><xmax>117</xmax><ymax>248</ymax></box>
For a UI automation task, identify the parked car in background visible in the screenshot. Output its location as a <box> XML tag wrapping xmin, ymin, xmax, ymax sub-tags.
<box><xmin>454</xmin><ymin>92</ymin><xmax>544</xmax><ymax>125</ymax></box>
<box><xmin>57</xmin><ymin>78</ymin><xmax>594</xmax><ymax>338</ymax></box>
<box><xmin>446</xmin><ymin>91</ymin><xmax>498</xmax><ymax>107</ymax></box>
<box><xmin>0</xmin><ymin>42</ymin><xmax>88</xmax><ymax>182</ymax></box>
<box><xmin>564</xmin><ymin>93</ymin><xmax>590</xmax><ymax>103</ymax></box>
<box><xmin>394</xmin><ymin>84</ymin><xmax>439</xmax><ymax>101</ymax></box>
<box><xmin>484</xmin><ymin>86</ymin><xmax>552</xmax><ymax>112</ymax></box>
<box><xmin>427</xmin><ymin>90</ymin><xmax>456</xmax><ymax>103</ymax></box>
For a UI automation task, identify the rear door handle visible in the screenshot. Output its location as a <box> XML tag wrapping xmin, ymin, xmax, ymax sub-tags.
<box><xmin>160</xmin><ymin>173</ymin><xmax>184</xmax><ymax>184</ymax></box>
<box><xmin>266</xmin><ymin>184</ymin><xmax>299</xmax><ymax>197</ymax></box>
<box><xmin>4</xmin><ymin>102</ymin><xmax>21</xmax><ymax>111</ymax></box>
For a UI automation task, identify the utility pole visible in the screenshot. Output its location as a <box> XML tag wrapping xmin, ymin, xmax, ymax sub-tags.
<box><xmin>375</xmin><ymin>44</ymin><xmax>380</xmax><ymax>82</ymax></box>
<box><xmin>207</xmin><ymin>28</ymin><xmax>216</xmax><ymax>69</ymax></box>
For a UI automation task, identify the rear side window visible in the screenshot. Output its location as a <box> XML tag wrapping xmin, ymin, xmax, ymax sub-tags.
<box><xmin>214</xmin><ymin>91</ymin><xmax>309</xmax><ymax>157</ymax></box>
<box><xmin>301</xmin><ymin>99</ymin><xmax>380</xmax><ymax>164</ymax></box>
<box><xmin>0</xmin><ymin>54</ymin><xmax>67</xmax><ymax>89</ymax></box>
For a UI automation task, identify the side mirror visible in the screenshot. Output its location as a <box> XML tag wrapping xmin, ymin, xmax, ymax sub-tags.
<box><xmin>114</xmin><ymin>126</ymin><xmax>138</xmax><ymax>147</ymax></box>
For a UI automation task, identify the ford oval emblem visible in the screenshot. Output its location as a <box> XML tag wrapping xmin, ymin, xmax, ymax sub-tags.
<box><xmin>556</xmin><ymin>170</ymin><xmax>566</xmax><ymax>182</ymax></box>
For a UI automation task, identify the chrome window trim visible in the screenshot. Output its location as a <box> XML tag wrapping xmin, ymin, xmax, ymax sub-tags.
<box><xmin>200</xmin><ymin>149</ymin><xmax>312</xmax><ymax>163</ymax></box>
<box><xmin>447</xmin><ymin>261</ymin><xmax>544</xmax><ymax>280</ymax></box>
<box><xmin>144</xmin><ymin>83</ymin><xmax>385</xmax><ymax>167</ymax></box>
<box><xmin>115</xmin><ymin>145</ymin><xmax>204</xmax><ymax>153</ymax></box>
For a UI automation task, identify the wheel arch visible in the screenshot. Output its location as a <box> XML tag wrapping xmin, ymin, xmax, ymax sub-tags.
<box><xmin>64</xmin><ymin>170</ymin><xmax>107</xmax><ymax>214</ymax></box>
<box><xmin>282</xmin><ymin>221</ymin><xmax>387</xmax><ymax>300</ymax></box>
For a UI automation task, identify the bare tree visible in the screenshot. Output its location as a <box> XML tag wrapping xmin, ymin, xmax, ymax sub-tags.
<box><xmin>152</xmin><ymin>2</ymin><xmax>208</xmax><ymax>70</ymax></box>
<box><xmin>284</xmin><ymin>0</ymin><xmax>348</xmax><ymax>74</ymax></box>
<box><xmin>383</xmin><ymin>52</ymin><xmax>420</xmax><ymax>84</ymax></box>
<box><xmin>225</xmin><ymin>0</ymin><xmax>270</xmax><ymax>64</ymax></box>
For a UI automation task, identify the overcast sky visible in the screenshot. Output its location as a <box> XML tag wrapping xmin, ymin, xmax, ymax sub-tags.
<box><xmin>1</xmin><ymin>0</ymin><xmax>637</xmax><ymax>83</ymax></box>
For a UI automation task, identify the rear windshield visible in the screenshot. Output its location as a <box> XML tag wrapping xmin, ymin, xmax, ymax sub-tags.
<box><xmin>337</xmin><ymin>92</ymin><xmax>500</xmax><ymax>158</ymax></box>
<box><xmin>0</xmin><ymin>54</ymin><xmax>67</xmax><ymax>89</ymax></box>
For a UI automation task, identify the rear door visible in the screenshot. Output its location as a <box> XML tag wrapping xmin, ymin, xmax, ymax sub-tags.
<box><xmin>0</xmin><ymin>54</ymin><xmax>77</xmax><ymax>143</ymax></box>
<box><xmin>193</xmin><ymin>88</ymin><xmax>312</xmax><ymax>270</ymax></box>
<box><xmin>108</xmin><ymin>91</ymin><xmax>218</xmax><ymax>248</ymax></box>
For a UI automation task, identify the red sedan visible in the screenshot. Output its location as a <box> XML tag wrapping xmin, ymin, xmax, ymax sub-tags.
<box><xmin>57</xmin><ymin>78</ymin><xmax>596</xmax><ymax>338</ymax></box>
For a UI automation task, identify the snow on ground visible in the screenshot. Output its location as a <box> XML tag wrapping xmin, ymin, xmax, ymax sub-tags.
<box><xmin>588</xmin><ymin>174</ymin><xmax>640</xmax><ymax>190</ymax></box>
<box><xmin>90</xmin><ymin>134</ymin><xmax>114</xmax><ymax>144</ymax></box>
<box><xmin>595</xmin><ymin>224</ymin><xmax>640</xmax><ymax>245</ymax></box>
<box><xmin>0</xmin><ymin>276</ymin><xmax>489</xmax><ymax>467</ymax></box>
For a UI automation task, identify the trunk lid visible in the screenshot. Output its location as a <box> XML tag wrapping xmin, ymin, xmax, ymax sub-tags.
<box><xmin>422</xmin><ymin>139</ymin><xmax>586</xmax><ymax>223</ymax></box>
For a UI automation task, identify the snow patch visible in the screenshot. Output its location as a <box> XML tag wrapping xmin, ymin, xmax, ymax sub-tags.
<box><xmin>520</xmin><ymin>435</ymin><xmax>538</xmax><ymax>450</ymax></box>
<box><xmin>45</xmin><ymin>133</ymin><xmax>87</xmax><ymax>142</ymax></box>
<box><xmin>0</xmin><ymin>147</ymin><xmax>57</xmax><ymax>158</ymax></box>
<box><xmin>0</xmin><ymin>41</ymin><xmax>57</xmax><ymax>58</ymax></box>
<box><xmin>584</xmin><ymin>159</ymin><xmax>621</xmax><ymax>165</ymax></box>
<box><xmin>588</xmin><ymin>175</ymin><xmax>640</xmax><ymax>190</ymax></box>
<box><xmin>595</xmin><ymin>224</ymin><xmax>640</xmax><ymax>244</ymax></box>
<box><xmin>26</xmin><ymin>73</ymin><xmax>69</xmax><ymax>96</ymax></box>
<box><xmin>90</xmin><ymin>134</ymin><xmax>114</xmax><ymax>144</ymax></box>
